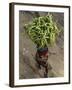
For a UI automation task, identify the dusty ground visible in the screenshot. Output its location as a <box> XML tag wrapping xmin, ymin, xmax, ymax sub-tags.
<box><xmin>19</xmin><ymin>11</ymin><xmax>64</xmax><ymax>79</ymax></box>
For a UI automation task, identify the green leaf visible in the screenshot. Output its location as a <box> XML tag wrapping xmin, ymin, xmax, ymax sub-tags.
<box><xmin>24</xmin><ymin>13</ymin><xmax>60</xmax><ymax>48</ymax></box>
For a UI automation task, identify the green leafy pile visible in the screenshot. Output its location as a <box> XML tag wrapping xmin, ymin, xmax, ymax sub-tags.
<box><xmin>24</xmin><ymin>13</ymin><xmax>60</xmax><ymax>48</ymax></box>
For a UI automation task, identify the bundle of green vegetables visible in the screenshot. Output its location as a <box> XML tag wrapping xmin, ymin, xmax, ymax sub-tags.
<box><xmin>24</xmin><ymin>13</ymin><xmax>60</xmax><ymax>48</ymax></box>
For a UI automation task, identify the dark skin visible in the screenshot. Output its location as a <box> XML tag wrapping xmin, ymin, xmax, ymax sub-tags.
<box><xmin>36</xmin><ymin>52</ymin><xmax>48</xmax><ymax>77</ymax></box>
<box><xmin>32</xmin><ymin>48</ymin><xmax>55</xmax><ymax>77</ymax></box>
